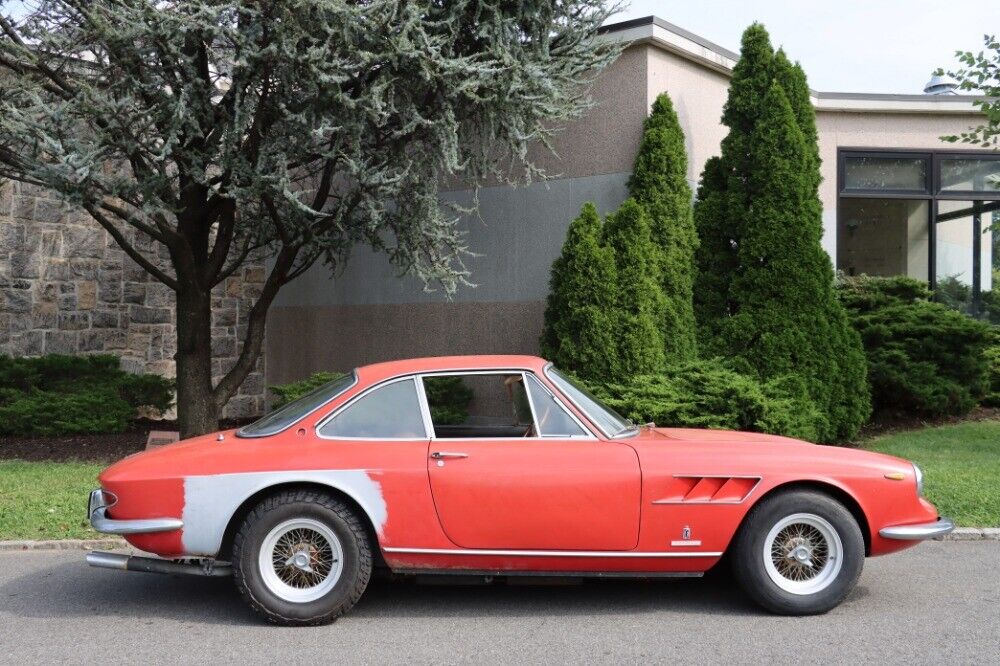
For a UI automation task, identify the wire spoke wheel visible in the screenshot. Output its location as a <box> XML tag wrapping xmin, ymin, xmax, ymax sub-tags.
<box><xmin>258</xmin><ymin>518</ymin><xmax>344</xmax><ymax>603</ymax></box>
<box><xmin>762</xmin><ymin>513</ymin><xmax>843</xmax><ymax>595</ymax></box>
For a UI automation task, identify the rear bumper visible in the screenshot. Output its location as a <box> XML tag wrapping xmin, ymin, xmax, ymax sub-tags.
<box><xmin>88</xmin><ymin>489</ymin><xmax>183</xmax><ymax>535</ymax></box>
<box><xmin>879</xmin><ymin>517</ymin><xmax>955</xmax><ymax>540</ymax></box>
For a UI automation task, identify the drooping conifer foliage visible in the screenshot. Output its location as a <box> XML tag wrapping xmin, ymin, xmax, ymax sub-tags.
<box><xmin>693</xmin><ymin>25</ymin><xmax>870</xmax><ymax>442</ymax></box>
<box><xmin>628</xmin><ymin>94</ymin><xmax>698</xmax><ymax>362</ymax></box>
<box><xmin>0</xmin><ymin>0</ymin><xmax>618</xmax><ymax>436</ymax></box>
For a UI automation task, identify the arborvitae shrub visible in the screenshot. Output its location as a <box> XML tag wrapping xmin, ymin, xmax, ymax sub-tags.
<box><xmin>628</xmin><ymin>93</ymin><xmax>698</xmax><ymax>362</ymax></box>
<box><xmin>602</xmin><ymin>199</ymin><xmax>667</xmax><ymax>378</ymax></box>
<box><xmin>539</xmin><ymin>202</ymin><xmax>620</xmax><ymax>380</ymax></box>
<box><xmin>693</xmin><ymin>24</ymin><xmax>870</xmax><ymax>443</ymax></box>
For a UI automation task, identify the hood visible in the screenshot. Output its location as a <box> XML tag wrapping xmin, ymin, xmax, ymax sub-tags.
<box><xmin>628</xmin><ymin>426</ymin><xmax>913</xmax><ymax>475</ymax></box>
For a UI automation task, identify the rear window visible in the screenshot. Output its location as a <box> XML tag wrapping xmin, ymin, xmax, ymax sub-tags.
<box><xmin>237</xmin><ymin>372</ymin><xmax>356</xmax><ymax>437</ymax></box>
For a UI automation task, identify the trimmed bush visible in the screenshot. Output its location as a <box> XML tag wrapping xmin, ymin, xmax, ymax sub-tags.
<box><xmin>602</xmin><ymin>199</ymin><xmax>667</xmax><ymax>378</ymax></box>
<box><xmin>839</xmin><ymin>275</ymin><xmax>992</xmax><ymax>417</ymax></box>
<box><xmin>269</xmin><ymin>371</ymin><xmax>346</xmax><ymax>409</ymax></box>
<box><xmin>539</xmin><ymin>202</ymin><xmax>620</xmax><ymax>380</ymax></box>
<box><xmin>0</xmin><ymin>354</ymin><xmax>174</xmax><ymax>437</ymax></box>
<box><xmin>628</xmin><ymin>93</ymin><xmax>698</xmax><ymax>361</ymax></box>
<box><xmin>693</xmin><ymin>25</ymin><xmax>870</xmax><ymax>443</ymax></box>
<box><xmin>0</xmin><ymin>388</ymin><xmax>133</xmax><ymax>437</ymax></box>
<box><xmin>584</xmin><ymin>359</ymin><xmax>824</xmax><ymax>442</ymax></box>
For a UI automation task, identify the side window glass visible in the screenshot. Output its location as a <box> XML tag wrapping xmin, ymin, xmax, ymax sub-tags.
<box><xmin>423</xmin><ymin>374</ymin><xmax>533</xmax><ymax>438</ymax></box>
<box><xmin>525</xmin><ymin>375</ymin><xmax>588</xmax><ymax>437</ymax></box>
<box><xmin>319</xmin><ymin>379</ymin><xmax>425</xmax><ymax>439</ymax></box>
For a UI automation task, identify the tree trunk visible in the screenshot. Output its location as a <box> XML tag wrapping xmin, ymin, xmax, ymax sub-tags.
<box><xmin>174</xmin><ymin>286</ymin><xmax>219</xmax><ymax>438</ymax></box>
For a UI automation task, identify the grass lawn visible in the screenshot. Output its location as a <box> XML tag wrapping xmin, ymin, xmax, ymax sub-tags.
<box><xmin>0</xmin><ymin>460</ymin><xmax>106</xmax><ymax>540</ymax></box>
<box><xmin>865</xmin><ymin>420</ymin><xmax>1000</xmax><ymax>527</ymax></box>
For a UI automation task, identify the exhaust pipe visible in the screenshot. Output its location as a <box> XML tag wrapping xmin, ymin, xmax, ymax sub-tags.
<box><xmin>86</xmin><ymin>551</ymin><xmax>232</xmax><ymax>577</ymax></box>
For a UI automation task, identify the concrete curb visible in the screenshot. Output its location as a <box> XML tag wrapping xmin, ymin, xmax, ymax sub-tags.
<box><xmin>0</xmin><ymin>529</ymin><xmax>997</xmax><ymax>552</ymax></box>
<box><xmin>0</xmin><ymin>537</ymin><xmax>125</xmax><ymax>552</ymax></box>
<box><xmin>940</xmin><ymin>527</ymin><xmax>1000</xmax><ymax>541</ymax></box>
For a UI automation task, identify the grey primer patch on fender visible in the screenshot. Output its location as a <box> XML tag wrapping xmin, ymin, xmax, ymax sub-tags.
<box><xmin>181</xmin><ymin>470</ymin><xmax>388</xmax><ymax>556</ymax></box>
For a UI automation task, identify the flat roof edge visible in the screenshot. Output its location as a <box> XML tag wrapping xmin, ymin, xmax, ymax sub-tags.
<box><xmin>600</xmin><ymin>16</ymin><xmax>987</xmax><ymax>115</ymax></box>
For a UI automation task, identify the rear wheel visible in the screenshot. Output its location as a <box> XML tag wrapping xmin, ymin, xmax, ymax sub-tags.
<box><xmin>731</xmin><ymin>490</ymin><xmax>864</xmax><ymax>615</ymax></box>
<box><xmin>232</xmin><ymin>490</ymin><xmax>372</xmax><ymax>625</ymax></box>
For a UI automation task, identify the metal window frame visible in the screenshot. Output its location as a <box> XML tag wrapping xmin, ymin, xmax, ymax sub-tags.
<box><xmin>415</xmin><ymin>369</ymin><xmax>597</xmax><ymax>441</ymax></box>
<box><xmin>836</xmin><ymin>147</ymin><xmax>1000</xmax><ymax>292</ymax></box>
<box><xmin>315</xmin><ymin>375</ymin><xmax>430</xmax><ymax>441</ymax></box>
<box><xmin>313</xmin><ymin>368</ymin><xmax>599</xmax><ymax>442</ymax></box>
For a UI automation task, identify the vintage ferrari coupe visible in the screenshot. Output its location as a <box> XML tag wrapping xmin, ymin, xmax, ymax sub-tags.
<box><xmin>87</xmin><ymin>355</ymin><xmax>952</xmax><ymax>624</ymax></box>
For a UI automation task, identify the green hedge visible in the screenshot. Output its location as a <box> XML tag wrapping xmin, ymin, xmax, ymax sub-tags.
<box><xmin>0</xmin><ymin>355</ymin><xmax>174</xmax><ymax>436</ymax></box>
<box><xmin>839</xmin><ymin>275</ymin><xmax>991</xmax><ymax>417</ymax></box>
<box><xmin>584</xmin><ymin>359</ymin><xmax>825</xmax><ymax>442</ymax></box>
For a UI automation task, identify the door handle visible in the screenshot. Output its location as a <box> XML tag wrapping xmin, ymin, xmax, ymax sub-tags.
<box><xmin>430</xmin><ymin>451</ymin><xmax>469</xmax><ymax>460</ymax></box>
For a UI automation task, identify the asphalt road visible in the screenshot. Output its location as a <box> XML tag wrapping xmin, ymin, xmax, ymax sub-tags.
<box><xmin>0</xmin><ymin>541</ymin><xmax>996</xmax><ymax>665</ymax></box>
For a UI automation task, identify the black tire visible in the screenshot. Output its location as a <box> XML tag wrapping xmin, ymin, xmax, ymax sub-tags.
<box><xmin>231</xmin><ymin>489</ymin><xmax>373</xmax><ymax>626</ymax></box>
<box><xmin>730</xmin><ymin>490</ymin><xmax>864</xmax><ymax>615</ymax></box>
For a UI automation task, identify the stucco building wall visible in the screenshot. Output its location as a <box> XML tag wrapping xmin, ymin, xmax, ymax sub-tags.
<box><xmin>267</xmin><ymin>34</ymin><xmax>986</xmax><ymax>387</ymax></box>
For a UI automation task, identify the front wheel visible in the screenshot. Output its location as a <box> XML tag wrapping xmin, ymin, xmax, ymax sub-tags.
<box><xmin>232</xmin><ymin>490</ymin><xmax>372</xmax><ymax>625</ymax></box>
<box><xmin>731</xmin><ymin>490</ymin><xmax>864</xmax><ymax>615</ymax></box>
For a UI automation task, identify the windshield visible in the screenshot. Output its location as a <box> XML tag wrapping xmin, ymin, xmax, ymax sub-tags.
<box><xmin>237</xmin><ymin>372</ymin><xmax>357</xmax><ymax>437</ymax></box>
<box><xmin>545</xmin><ymin>366</ymin><xmax>636</xmax><ymax>438</ymax></box>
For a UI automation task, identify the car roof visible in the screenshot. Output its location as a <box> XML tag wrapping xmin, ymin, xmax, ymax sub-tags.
<box><xmin>355</xmin><ymin>355</ymin><xmax>549</xmax><ymax>383</ymax></box>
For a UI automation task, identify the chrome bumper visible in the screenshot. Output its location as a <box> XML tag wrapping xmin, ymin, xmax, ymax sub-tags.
<box><xmin>88</xmin><ymin>489</ymin><xmax>183</xmax><ymax>535</ymax></box>
<box><xmin>879</xmin><ymin>517</ymin><xmax>955</xmax><ymax>540</ymax></box>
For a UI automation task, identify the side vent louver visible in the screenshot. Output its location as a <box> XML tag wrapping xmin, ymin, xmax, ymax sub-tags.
<box><xmin>652</xmin><ymin>475</ymin><xmax>761</xmax><ymax>505</ymax></box>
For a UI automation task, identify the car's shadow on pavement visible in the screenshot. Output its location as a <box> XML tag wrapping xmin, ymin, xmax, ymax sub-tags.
<box><xmin>2</xmin><ymin>555</ymin><xmax>871</xmax><ymax>626</ymax></box>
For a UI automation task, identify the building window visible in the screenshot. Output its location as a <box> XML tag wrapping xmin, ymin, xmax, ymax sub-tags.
<box><xmin>838</xmin><ymin>149</ymin><xmax>1000</xmax><ymax>318</ymax></box>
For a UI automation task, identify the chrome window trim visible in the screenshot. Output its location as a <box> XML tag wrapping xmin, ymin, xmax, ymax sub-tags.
<box><xmin>237</xmin><ymin>370</ymin><xmax>358</xmax><ymax>438</ymax></box>
<box><xmin>314</xmin><ymin>376</ymin><xmax>429</xmax><ymax>442</ymax></box>
<box><xmin>523</xmin><ymin>372</ymin><xmax>592</xmax><ymax>439</ymax></box>
<box><xmin>383</xmin><ymin>547</ymin><xmax>722</xmax><ymax>558</ymax></box>
<box><xmin>415</xmin><ymin>369</ymin><xmax>598</xmax><ymax>441</ymax></box>
<box><xmin>542</xmin><ymin>363</ymin><xmax>636</xmax><ymax>440</ymax></box>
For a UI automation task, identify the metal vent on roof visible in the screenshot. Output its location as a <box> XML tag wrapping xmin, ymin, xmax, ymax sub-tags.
<box><xmin>923</xmin><ymin>74</ymin><xmax>959</xmax><ymax>95</ymax></box>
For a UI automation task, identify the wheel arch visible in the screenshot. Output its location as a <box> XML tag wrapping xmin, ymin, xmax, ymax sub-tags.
<box><xmin>738</xmin><ymin>480</ymin><xmax>872</xmax><ymax>556</ymax></box>
<box><xmin>216</xmin><ymin>481</ymin><xmax>386</xmax><ymax>567</ymax></box>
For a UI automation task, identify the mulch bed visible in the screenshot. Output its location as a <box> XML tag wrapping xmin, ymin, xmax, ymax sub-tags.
<box><xmin>851</xmin><ymin>406</ymin><xmax>1000</xmax><ymax>444</ymax></box>
<box><xmin>0</xmin><ymin>418</ymin><xmax>253</xmax><ymax>463</ymax></box>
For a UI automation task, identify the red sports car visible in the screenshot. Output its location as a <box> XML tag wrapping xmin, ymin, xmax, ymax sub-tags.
<box><xmin>87</xmin><ymin>355</ymin><xmax>952</xmax><ymax>624</ymax></box>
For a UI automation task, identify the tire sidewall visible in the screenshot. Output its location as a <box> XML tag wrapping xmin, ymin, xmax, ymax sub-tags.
<box><xmin>733</xmin><ymin>491</ymin><xmax>865</xmax><ymax>615</ymax></box>
<box><xmin>236</xmin><ymin>498</ymin><xmax>364</xmax><ymax>622</ymax></box>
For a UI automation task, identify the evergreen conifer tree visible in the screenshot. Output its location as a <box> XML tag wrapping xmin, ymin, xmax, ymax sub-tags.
<box><xmin>714</xmin><ymin>83</ymin><xmax>869</xmax><ymax>441</ymax></box>
<box><xmin>602</xmin><ymin>199</ymin><xmax>667</xmax><ymax>378</ymax></box>
<box><xmin>628</xmin><ymin>94</ymin><xmax>699</xmax><ymax>362</ymax></box>
<box><xmin>693</xmin><ymin>24</ymin><xmax>776</xmax><ymax>339</ymax></box>
<box><xmin>539</xmin><ymin>203</ymin><xmax>619</xmax><ymax>379</ymax></box>
<box><xmin>693</xmin><ymin>24</ymin><xmax>870</xmax><ymax>441</ymax></box>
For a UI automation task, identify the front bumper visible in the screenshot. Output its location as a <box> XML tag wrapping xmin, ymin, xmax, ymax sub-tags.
<box><xmin>88</xmin><ymin>489</ymin><xmax>183</xmax><ymax>535</ymax></box>
<box><xmin>879</xmin><ymin>517</ymin><xmax>955</xmax><ymax>540</ymax></box>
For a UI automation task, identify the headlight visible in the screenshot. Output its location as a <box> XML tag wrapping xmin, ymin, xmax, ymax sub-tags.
<box><xmin>913</xmin><ymin>463</ymin><xmax>924</xmax><ymax>497</ymax></box>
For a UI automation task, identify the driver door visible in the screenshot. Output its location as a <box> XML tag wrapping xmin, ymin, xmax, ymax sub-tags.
<box><xmin>423</xmin><ymin>372</ymin><xmax>641</xmax><ymax>551</ymax></box>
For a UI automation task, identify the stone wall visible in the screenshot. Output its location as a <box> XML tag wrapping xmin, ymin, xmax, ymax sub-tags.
<box><xmin>0</xmin><ymin>181</ymin><xmax>266</xmax><ymax>419</ymax></box>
